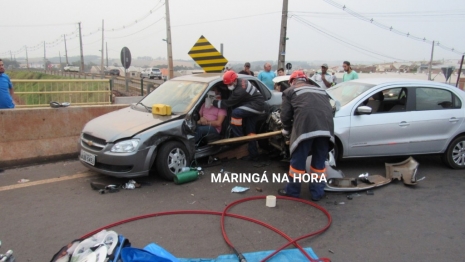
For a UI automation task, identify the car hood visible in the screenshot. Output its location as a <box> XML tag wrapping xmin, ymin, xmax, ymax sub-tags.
<box><xmin>82</xmin><ymin>106</ymin><xmax>182</xmax><ymax>142</ymax></box>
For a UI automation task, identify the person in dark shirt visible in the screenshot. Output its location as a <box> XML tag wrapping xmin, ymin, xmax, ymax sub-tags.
<box><xmin>238</xmin><ymin>62</ymin><xmax>254</xmax><ymax>76</ymax></box>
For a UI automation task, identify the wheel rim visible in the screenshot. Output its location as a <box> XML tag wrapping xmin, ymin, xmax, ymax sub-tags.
<box><xmin>451</xmin><ymin>140</ymin><xmax>465</xmax><ymax>166</ymax></box>
<box><xmin>167</xmin><ymin>147</ymin><xmax>187</xmax><ymax>174</ymax></box>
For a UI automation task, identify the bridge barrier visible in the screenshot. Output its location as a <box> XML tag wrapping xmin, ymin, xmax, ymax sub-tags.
<box><xmin>0</xmin><ymin>105</ymin><xmax>127</xmax><ymax>168</ymax></box>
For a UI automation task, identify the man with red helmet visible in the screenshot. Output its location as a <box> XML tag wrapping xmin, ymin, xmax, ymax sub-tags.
<box><xmin>213</xmin><ymin>71</ymin><xmax>265</xmax><ymax>160</ymax></box>
<box><xmin>277</xmin><ymin>70</ymin><xmax>334</xmax><ymax>201</ymax></box>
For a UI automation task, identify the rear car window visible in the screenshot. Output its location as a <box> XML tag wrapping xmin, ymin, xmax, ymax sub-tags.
<box><xmin>415</xmin><ymin>87</ymin><xmax>462</xmax><ymax>110</ymax></box>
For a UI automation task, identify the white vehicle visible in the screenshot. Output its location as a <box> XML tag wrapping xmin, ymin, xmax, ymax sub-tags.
<box><xmin>64</xmin><ymin>65</ymin><xmax>80</xmax><ymax>72</ymax></box>
<box><xmin>141</xmin><ymin>68</ymin><xmax>162</xmax><ymax>79</ymax></box>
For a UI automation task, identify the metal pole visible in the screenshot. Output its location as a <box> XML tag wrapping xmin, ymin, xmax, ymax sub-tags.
<box><xmin>106</xmin><ymin>42</ymin><xmax>109</xmax><ymax>67</ymax></box>
<box><xmin>220</xmin><ymin>43</ymin><xmax>223</xmax><ymax>55</ymax></box>
<box><xmin>25</xmin><ymin>46</ymin><xmax>29</xmax><ymax>69</ymax></box>
<box><xmin>64</xmin><ymin>34</ymin><xmax>69</xmax><ymax>65</ymax></box>
<box><xmin>44</xmin><ymin>41</ymin><xmax>46</xmax><ymax>73</ymax></box>
<box><xmin>79</xmin><ymin>22</ymin><xmax>85</xmax><ymax>73</ymax></box>
<box><xmin>101</xmin><ymin>20</ymin><xmax>105</xmax><ymax>78</ymax></box>
<box><xmin>277</xmin><ymin>0</ymin><xmax>289</xmax><ymax>70</ymax></box>
<box><xmin>124</xmin><ymin>51</ymin><xmax>128</xmax><ymax>92</ymax></box>
<box><xmin>165</xmin><ymin>0</ymin><xmax>174</xmax><ymax>80</ymax></box>
<box><xmin>455</xmin><ymin>55</ymin><xmax>464</xmax><ymax>88</ymax></box>
<box><xmin>428</xmin><ymin>41</ymin><xmax>435</xmax><ymax>81</ymax></box>
<box><xmin>59</xmin><ymin>51</ymin><xmax>62</xmax><ymax>71</ymax></box>
<box><xmin>10</xmin><ymin>51</ymin><xmax>12</xmax><ymax>61</ymax></box>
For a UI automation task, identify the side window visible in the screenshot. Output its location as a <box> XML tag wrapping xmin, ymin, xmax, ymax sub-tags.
<box><xmin>415</xmin><ymin>87</ymin><xmax>460</xmax><ymax>111</ymax></box>
<box><xmin>249</xmin><ymin>79</ymin><xmax>271</xmax><ymax>100</ymax></box>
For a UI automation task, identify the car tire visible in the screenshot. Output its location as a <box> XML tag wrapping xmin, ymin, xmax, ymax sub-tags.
<box><xmin>156</xmin><ymin>141</ymin><xmax>191</xmax><ymax>180</ymax></box>
<box><xmin>442</xmin><ymin>135</ymin><xmax>465</xmax><ymax>169</ymax></box>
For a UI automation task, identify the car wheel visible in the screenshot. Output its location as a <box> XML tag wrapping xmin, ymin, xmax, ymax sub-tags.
<box><xmin>443</xmin><ymin>135</ymin><xmax>465</xmax><ymax>169</ymax></box>
<box><xmin>156</xmin><ymin>141</ymin><xmax>190</xmax><ymax>180</ymax></box>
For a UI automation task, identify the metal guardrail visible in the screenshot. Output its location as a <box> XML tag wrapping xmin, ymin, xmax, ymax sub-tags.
<box><xmin>12</xmin><ymin>79</ymin><xmax>112</xmax><ymax>108</ymax></box>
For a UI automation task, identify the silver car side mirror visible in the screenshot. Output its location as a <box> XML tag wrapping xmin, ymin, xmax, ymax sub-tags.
<box><xmin>356</xmin><ymin>106</ymin><xmax>372</xmax><ymax>115</ymax></box>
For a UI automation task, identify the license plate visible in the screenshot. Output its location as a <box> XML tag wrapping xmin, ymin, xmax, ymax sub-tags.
<box><xmin>80</xmin><ymin>150</ymin><xmax>96</xmax><ymax>166</ymax></box>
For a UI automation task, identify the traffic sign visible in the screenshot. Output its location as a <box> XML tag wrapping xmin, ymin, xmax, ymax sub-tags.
<box><xmin>120</xmin><ymin>47</ymin><xmax>132</xmax><ymax>69</ymax></box>
<box><xmin>286</xmin><ymin>63</ymin><xmax>292</xmax><ymax>70</ymax></box>
<box><xmin>188</xmin><ymin>35</ymin><xmax>228</xmax><ymax>73</ymax></box>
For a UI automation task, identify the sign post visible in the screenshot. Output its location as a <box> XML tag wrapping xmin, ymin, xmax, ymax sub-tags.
<box><xmin>120</xmin><ymin>47</ymin><xmax>132</xmax><ymax>92</ymax></box>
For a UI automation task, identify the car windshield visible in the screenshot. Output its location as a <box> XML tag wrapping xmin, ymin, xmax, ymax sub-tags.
<box><xmin>140</xmin><ymin>80</ymin><xmax>208</xmax><ymax>114</ymax></box>
<box><xmin>326</xmin><ymin>82</ymin><xmax>375</xmax><ymax>106</ymax></box>
<box><xmin>152</xmin><ymin>69</ymin><xmax>160</xmax><ymax>72</ymax></box>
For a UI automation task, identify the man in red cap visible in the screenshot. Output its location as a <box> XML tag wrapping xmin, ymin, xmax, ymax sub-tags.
<box><xmin>278</xmin><ymin>70</ymin><xmax>334</xmax><ymax>201</ymax></box>
<box><xmin>213</xmin><ymin>71</ymin><xmax>265</xmax><ymax>160</ymax></box>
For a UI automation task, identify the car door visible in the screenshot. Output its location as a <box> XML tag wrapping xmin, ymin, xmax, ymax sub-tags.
<box><xmin>348</xmin><ymin>87</ymin><xmax>415</xmax><ymax>157</ymax></box>
<box><xmin>406</xmin><ymin>86</ymin><xmax>464</xmax><ymax>153</ymax></box>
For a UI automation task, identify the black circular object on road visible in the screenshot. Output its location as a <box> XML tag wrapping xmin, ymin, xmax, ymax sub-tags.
<box><xmin>286</xmin><ymin>63</ymin><xmax>292</xmax><ymax>70</ymax></box>
<box><xmin>120</xmin><ymin>47</ymin><xmax>132</xmax><ymax>69</ymax></box>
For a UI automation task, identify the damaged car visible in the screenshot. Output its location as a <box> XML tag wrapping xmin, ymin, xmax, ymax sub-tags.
<box><xmin>78</xmin><ymin>73</ymin><xmax>282</xmax><ymax>179</ymax></box>
<box><xmin>269</xmin><ymin>77</ymin><xmax>465</xmax><ymax>169</ymax></box>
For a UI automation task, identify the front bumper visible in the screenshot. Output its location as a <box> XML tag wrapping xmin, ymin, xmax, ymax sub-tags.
<box><xmin>78</xmin><ymin>138</ymin><xmax>156</xmax><ymax>178</ymax></box>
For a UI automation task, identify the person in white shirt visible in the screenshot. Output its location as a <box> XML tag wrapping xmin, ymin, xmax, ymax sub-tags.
<box><xmin>311</xmin><ymin>63</ymin><xmax>335</xmax><ymax>89</ymax></box>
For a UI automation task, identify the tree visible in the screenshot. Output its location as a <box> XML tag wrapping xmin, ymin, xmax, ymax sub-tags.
<box><xmin>1</xmin><ymin>59</ymin><xmax>19</xmax><ymax>69</ymax></box>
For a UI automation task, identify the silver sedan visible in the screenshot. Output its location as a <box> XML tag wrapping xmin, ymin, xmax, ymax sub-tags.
<box><xmin>326</xmin><ymin>78</ymin><xmax>465</xmax><ymax>169</ymax></box>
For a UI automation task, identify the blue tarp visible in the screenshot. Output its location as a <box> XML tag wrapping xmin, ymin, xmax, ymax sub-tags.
<box><xmin>121</xmin><ymin>242</ymin><xmax>319</xmax><ymax>262</ymax></box>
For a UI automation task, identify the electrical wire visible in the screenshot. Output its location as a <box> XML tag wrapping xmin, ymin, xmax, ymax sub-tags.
<box><xmin>291</xmin><ymin>14</ymin><xmax>408</xmax><ymax>62</ymax></box>
<box><xmin>172</xmin><ymin>11</ymin><xmax>281</xmax><ymax>28</ymax></box>
<box><xmin>322</xmin><ymin>0</ymin><xmax>465</xmax><ymax>55</ymax></box>
<box><xmin>106</xmin><ymin>17</ymin><xmax>165</xmax><ymax>39</ymax></box>
<box><xmin>79</xmin><ymin>195</ymin><xmax>332</xmax><ymax>262</ymax></box>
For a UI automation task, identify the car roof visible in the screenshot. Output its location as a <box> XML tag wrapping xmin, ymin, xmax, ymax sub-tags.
<box><xmin>348</xmin><ymin>78</ymin><xmax>451</xmax><ymax>87</ymax></box>
<box><xmin>171</xmin><ymin>73</ymin><xmax>256</xmax><ymax>83</ymax></box>
<box><xmin>273</xmin><ymin>75</ymin><xmax>290</xmax><ymax>83</ymax></box>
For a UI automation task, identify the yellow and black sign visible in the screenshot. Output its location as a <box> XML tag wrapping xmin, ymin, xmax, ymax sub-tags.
<box><xmin>188</xmin><ymin>35</ymin><xmax>228</xmax><ymax>73</ymax></box>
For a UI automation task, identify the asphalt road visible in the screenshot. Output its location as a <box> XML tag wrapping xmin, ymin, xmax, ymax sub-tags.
<box><xmin>0</xmin><ymin>154</ymin><xmax>464</xmax><ymax>261</ymax></box>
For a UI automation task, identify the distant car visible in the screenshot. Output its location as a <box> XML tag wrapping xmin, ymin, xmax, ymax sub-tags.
<box><xmin>270</xmin><ymin>77</ymin><xmax>465</xmax><ymax>169</ymax></box>
<box><xmin>78</xmin><ymin>73</ymin><xmax>281</xmax><ymax>179</ymax></box>
<box><xmin>64</xmin><ymin>65</ymin><xmax>80</xmax><ymax>72</ymax></box>
<box><xmin>109</xmin><ymin>69</ymin><xmax>120</xmax><ymax>76</ymax></box>
<box><xmin>141</xmin><ymin>68</ymin><xmax>162</xmax><ymax>79</ymax></box>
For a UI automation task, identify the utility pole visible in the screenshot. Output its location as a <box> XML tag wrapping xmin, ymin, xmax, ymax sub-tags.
<box><xmin>456</xmin><ymin>55</ymin><xmax>464</xmax><ymax>88</ymax></box>
<box><xmin>277</xmin><ymin>0</ymin><xmax>289</xmax><ymax>70</ymax></box>
<box><xmin>428</xmin><ymin>41</ymin><xmax>435</xmax><ymax>81</ymax></box>
<box><xmin>78</xmin><ymin>22</ymin><xmax>85</xmax><ymax>73</ymax></box>
<box><xmin>25</xmin><ymin>46</ymin><xmax>29</xmax><ymax>69</ymax></box>
<box><xmin>220</xmin><ymin>43</ymin><xmax>223</xmax><ymax>55</ymax></box>
<box><xmin>106</xmin><ymin>42</ymin><xmax>108</xmax><ymax>67</ymax></box>
<box><xmin>44</xmin><ymin>41</ymin><xmax>46</xmax><ymax>72</ymax></box>
<box><xmin>165</xmin><ymin>0</ymin><xmax>174</xmax><ymax>79</ymax></box>
<box><xmin>64</xmin><ymin>34</ymin><xmax>69</xmax><ymax>65</ymax></box>
<box><xmin>59</xmin><ymin>51</ymin><xmax>62</xmax><ymax>71</ymax></box>
<box><xmin>9</xmin><ymin>51</ymin><xmax>12</xmax><ymax>61</ymax></box>
<box><xmin>101</xmin><ymin>20</ymin><xmax>105</xmax><ymax>77</ymax></box>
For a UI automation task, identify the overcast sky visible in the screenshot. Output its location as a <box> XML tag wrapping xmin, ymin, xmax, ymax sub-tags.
<box><xmin>1</xmin><ymin>0</ymin><xmax>464</xmax><ymax>65</ymax></box>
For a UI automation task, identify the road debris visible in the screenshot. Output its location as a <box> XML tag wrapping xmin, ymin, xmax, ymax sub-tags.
<box><xmin>255</xmin><ymin>187</ymin><xmax>263</xmax><ymax>192</ymax></box>
<box><xmin>231</xmin><ymin>186</ymin><xmax>249</xmax><ymax>193</ymax></box>
<box><xmin>17</xmin><ymin>179</ymin><xmax>30</xmax><ymax>183</ymax></box>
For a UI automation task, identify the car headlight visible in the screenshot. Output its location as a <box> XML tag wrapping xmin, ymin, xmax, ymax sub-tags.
<box><xmin>111</xmin><ymin>139</ymin><xmax>140</xmax><ymax>153</ymax></box>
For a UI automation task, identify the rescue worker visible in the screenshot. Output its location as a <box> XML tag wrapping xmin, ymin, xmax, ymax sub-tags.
<box><xmin>277</xmin><ymin>70</ymin><xmax>334</xmax><ymax>201</ymax></box>
<box><xmin>213</xmin><ymin>71</ymin><xmax>265</xmax><ymax>160</ymax></box>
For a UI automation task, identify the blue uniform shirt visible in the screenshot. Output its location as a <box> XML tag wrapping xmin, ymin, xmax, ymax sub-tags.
<box><xmin>258</xmin><ymin>71</ymin><xmax>276</xmax><ymax>90</ymax></box>
<box><xmin>0</xmin><ymin>73</ymin><xmax>14</xmax><ymax>108</ymax></box>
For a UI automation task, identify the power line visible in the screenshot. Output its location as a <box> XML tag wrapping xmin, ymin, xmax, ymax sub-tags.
<box><xmin>172</xmin><ymin>11</ymin><xmax>281</xmax><ymax>27</ymax></box>
<box><xmin>291</xmin><ymin>15</ymin><xmax>408</xmax><ymax>62</ymax></box>
<box><xmin>106</xmin><ymin>17</ymin><xmax>164</xmax><ymax>39</ymax></box>
<box><xmin>322</xmin><ymin>0</ymin><xmax>464</xmax><ymax>55</ymax></box>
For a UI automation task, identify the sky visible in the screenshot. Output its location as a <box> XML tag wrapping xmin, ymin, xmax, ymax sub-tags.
<box><xmin>1</xmin><ymin>0</ymin><xmax>464</xmax><ymax>65</ymax></box>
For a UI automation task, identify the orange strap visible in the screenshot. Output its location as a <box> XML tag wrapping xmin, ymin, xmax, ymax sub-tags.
<box><xmin>231</xmin><ymin>117</ymin><xmax>242</xmax><ymax>126</ymax></box>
